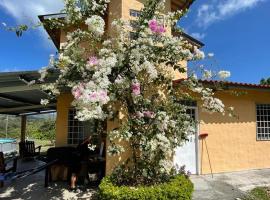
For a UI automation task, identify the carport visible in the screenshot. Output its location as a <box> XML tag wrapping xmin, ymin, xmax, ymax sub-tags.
<box><xmin>0</xmin><ymin>70</ymin><xmax>58</xmax><ymax>142</ymax></box>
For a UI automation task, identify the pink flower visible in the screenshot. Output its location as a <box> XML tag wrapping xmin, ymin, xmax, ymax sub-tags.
<box><xmin>99</xmin><ymin>90</ymin><xmax>109</xmax><ymax>104</ymax></box>
<box><xmin>131</xmin><ymin>82</ymin><xmax>141</xmax><ymax>96</ymax></box>
<box><xmin>88</xmin><ymin>56</ymin><xmax>99</xmax><ymax>66</ymax></box>
<box><xmin>157</xmin><ymin>25</ymin><xmax>166</xmax><ymax>33</ymax></box>
<box><xmin>143</xmin><ymin>111</ymin><xmax>155</xmax><ymax>118</ymax></box>
<box><xmin>72</xmin><ymin>84</ymin><xmax>84</xmax><ymax>99</ymax></box>
<box><xmin>148</xmin><ymin>19</ymin><xmax>158</xmax><ymax>32</ymax></box>
<box><xmin>88</xmin><ymin>92</ymin><xmax>98</xmax><ymax>102</ymax></box>
<box><xmin>148</xmin><ymin>19</ymin><xmax>166</xmax><ymax>34</ymax></box>
<box><xmin>73</xmin><ymin>89</ymin><xmax>82</xmax><ymax>99</ymax></box>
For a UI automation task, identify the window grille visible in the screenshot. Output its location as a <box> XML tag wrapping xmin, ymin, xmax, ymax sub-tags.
<box><xmin>67</xmin><ymin>109</ymin><xmax>84</xmax><ymax>145</ymax></box>
<box><xmin>67</xmin><ymin>109</ymin><xmax>98</xmax><ymax>145</ymax></box>
<box><xmin>130</xmin><ymin>9</ymin><xmax>141</xmax><ymax>17</ymax></box>
<box><xmin>256</xmin><ymin>104</ymin><xmax>270</xmax><ymax>141</ymax></box>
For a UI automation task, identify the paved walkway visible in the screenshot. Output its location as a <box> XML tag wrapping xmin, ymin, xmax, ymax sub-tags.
<box><xmin>191</xmin><ymin>168</ymin><xmax>270</xmax><ymax>200</ymax></box>
<box><xmin>0</xmin><ymin>159</ymin><xmax>97</xmax><ymax>200</ymax></box>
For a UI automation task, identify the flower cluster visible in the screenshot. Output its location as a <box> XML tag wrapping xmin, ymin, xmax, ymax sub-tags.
<box><xmin>148</xmin><ymin>19</ymin><xmax>166</xmax><ymax>34</ymax></box>
<box><xmin>85</xmin><ymin>15</ymin><xmax>105</xmax><ymax>36</ymax></box>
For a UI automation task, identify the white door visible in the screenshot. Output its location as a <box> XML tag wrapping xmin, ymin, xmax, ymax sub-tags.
<box><xmin>174</xmin><ymin>107</ymin><xmax>198</xmax><ymax>174</ymax></box>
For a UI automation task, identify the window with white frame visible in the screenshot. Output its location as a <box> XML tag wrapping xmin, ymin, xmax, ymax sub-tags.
<box><xmin>256</xmin><ymin>104</ymin><xmax>270</xmax><ymax>141</ymax></box>
<box><xmin>67</xmin><ymin>109</ymin><xmax>98</xmax><ymax>145</ymax></box>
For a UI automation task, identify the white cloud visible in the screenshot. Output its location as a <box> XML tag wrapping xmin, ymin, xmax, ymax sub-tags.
<box><xmin>197</xmin><ymin>0</ymin><xmax>266</xmax><ymax>27</ymax></box>
<box><xmin>190</xmin><ymin>32</ymin><xmax>206</xmax><ymax>40</ymax></box>
<box><xmin>0</xmin><ymin>0</ymin><xmax>64</xmax><ymax>24</ymax></box>
<box><xmin>0</xmin><ymin>0</ymin><xmax>64</xmax><ymax>49</ymax></box>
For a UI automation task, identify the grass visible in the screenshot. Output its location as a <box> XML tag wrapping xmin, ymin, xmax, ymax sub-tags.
<box><xmin>244</xmin><ymin>187</ymin><xmax>270</xmax><ymax>200</ymax></box>
<box><xmin>34</xmin><ymin>139</ymin><xmax>55</xmax><ymax>153</ymax></box>
<box><xmin>15</xmin><ymin>139</ymin><xmax>55</xmax><ymax>154</ymax></box>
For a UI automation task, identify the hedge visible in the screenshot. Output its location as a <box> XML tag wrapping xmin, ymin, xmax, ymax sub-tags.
<box><xmin>99</xmin><ymin>175</ymin><xmax>194</xmax><ymax>200</ymax></box>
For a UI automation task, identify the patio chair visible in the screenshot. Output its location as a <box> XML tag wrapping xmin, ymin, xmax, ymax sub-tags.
<box><xmin>0</xmin><ymin>152</ymin><xmax>17</xmax><ymax>188</ymax></box>
<box><xmin>19</xmin><ymin>140</ymin><xmax>41</xmax><ymax>159</ymax></box>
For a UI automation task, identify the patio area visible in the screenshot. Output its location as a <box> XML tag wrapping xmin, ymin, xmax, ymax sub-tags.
<box><xmin>0</xmin><ymin>159</ymin><xmax>98</xmax><ymax>200</ymax></box>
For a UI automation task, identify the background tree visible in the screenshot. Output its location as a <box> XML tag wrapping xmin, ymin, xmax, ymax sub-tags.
<box><xmin>260</xmin><ymin>77</ymin><xmax>270</xmax><ymax>85</ymax></box>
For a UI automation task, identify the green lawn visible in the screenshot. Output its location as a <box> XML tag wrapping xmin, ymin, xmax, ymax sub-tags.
<box><xmin>245</xmin><ymin>187</ymin><xmax>270</xmax><ymax>200</ymax></box>
<box><xmin>34</xmin><ymin>139</ymin><xmax>55</xmax><ymax>153</ymax></box>
<box><xmin>15</xmin><ymin>139</ymin><xmax>55</xmax><ymax>155</ymax></box>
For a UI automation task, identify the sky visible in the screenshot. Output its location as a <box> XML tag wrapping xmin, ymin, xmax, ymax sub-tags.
<box><xmin>0</xmin><ymin>0</ymin><xmax>269</xmax><ymax>84</ymax></box>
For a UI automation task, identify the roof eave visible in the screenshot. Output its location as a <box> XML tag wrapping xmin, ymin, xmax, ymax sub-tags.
<box><xmin>173</xmin><ymin>79</ymin><xmax>270</xmax><ymax>91</ymax></box>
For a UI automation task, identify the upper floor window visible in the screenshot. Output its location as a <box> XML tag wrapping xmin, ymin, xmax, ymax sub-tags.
<box><xmin>256</xmin><ymin>104</ymin><xmax>270</xmax><ymax>141</ymax></box>
<box><xmin>130</xmin><ymin>9</ymin><xmax>141</xmax><ymax>18</ymax></box>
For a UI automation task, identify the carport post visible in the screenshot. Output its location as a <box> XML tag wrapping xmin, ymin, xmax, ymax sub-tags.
<box><xmin>20</xmin><ymin>115</ymin><xmax>27</xmax><ymax>142</ymax></box>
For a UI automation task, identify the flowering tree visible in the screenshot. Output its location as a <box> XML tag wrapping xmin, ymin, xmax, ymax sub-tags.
<box><xmin>23</xmin><ymin>0</ymin><xmax>230</xmax><ymax>186</ymax></box>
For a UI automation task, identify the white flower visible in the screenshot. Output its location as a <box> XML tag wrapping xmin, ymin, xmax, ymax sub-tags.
<box><xmin>41</xmin><ymin>99</ymin><xmax>49</xmax><ymax>106</ymax></box>
<box><xmin>85</xmin><ymin>15</ymin><xmax>105</xmax><ymax>36</ymax></box>
<box><xmin>39</xmin><ymin>66</ymin><xmax>49</xmax><ymax>82</ymax></box>
<box><xmin>88</xmin><ymin>144</ymin><xmax>96</xmax><ymax>151</ymax></box>
<box><xmin>218</xmin><ymin>70</ymin><xmax>231</xmax><ymax>80</ymax></box>
<box><xmin>48</xmin><ymin>54</ymin><xmax>55</xmax><ymax>68</ymax></box>
<box><xmin>193</xmin><ymin>46</ymin><xmax>205</xmax><ymax>60</ymax></box>
<box><xmin>203</xmin><ymin>70</ymin><xmax>212</xmax><ymax>79</ymax></box>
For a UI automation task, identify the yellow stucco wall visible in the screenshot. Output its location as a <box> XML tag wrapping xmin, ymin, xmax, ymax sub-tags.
<box><xmin>199</xmin><ymin>89</ymin><xmax>270</xmax><ymax>174</ymax></box>
<box><xmin>55</xmin><ymin>93</ymin><xmax>73</xmax><ymax>147</ymax></box>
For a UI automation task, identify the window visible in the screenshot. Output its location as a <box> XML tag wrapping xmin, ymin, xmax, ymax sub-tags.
<box><xmin>130</xmin><ymin>9</ymin><xmax>141</xmax><ymax>18</ymax></box>
<box><xmin>256</xmin><ymin>104</ymin><xmax>270</xmax><ymax>141</ymax></box>
<box><xmin>178</xmin><ymin>100</ymin><xmax>197</xmax><ymax>121</ymax></box>
<box><xmin>67</xmin><ymin>109</ymin><xmax>97</xmax><ymax>145</ymax></box>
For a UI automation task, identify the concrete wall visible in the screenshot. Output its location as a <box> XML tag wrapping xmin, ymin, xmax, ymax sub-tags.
<box><xmin>199</xmin><ymin>89</ymin><xmax>270</xmax><ymax>174</ymax></box>
<box><xmin>55</xmin><ymin>93</ymin><xmax>73</xmax><ymax>147</ymax></box>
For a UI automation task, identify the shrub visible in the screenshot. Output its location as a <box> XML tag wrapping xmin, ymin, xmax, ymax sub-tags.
<box><xmin>245</xmin><ymin>187</ymin><xmax>270</xmax><ymax>200</ymax></box>
<box><xmin>99</xmin><ymin>175</ymin><xmax>194</xmax><ymax>200</ymax></box>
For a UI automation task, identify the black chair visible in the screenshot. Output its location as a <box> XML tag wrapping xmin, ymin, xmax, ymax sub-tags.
<box><xmin>19</xmin><ymin>140</ymin><xmax>41</xmax><ymax>158</ymax></box>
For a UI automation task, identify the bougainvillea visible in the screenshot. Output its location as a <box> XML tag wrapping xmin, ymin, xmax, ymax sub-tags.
<box><xmin>29</xmin><ymin>0</ymin><xmax>231</xmax><ymax>185</ymax></box>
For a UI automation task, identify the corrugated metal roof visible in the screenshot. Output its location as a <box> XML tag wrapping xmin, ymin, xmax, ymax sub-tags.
<box><xmin>0</xmin><ymin>70</ymin><xmax>58</xmax><ymax>115</ymax></box>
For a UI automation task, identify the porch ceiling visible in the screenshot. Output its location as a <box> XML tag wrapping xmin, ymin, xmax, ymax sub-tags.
<box><xmin>0</xmin><ymin>70</ymin><xmax>58</xmax><ymax>116</ymax></box>
<box><xmin>171</xmin><ymin>0</ymin><xmax>195</xmax><ymax>12</ymax></box>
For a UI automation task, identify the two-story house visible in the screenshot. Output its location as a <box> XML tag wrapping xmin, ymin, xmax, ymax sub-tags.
<box><xmin>37</xmin><ymin>0</ymin><xmax>270</xmax><ymax>177</ymax></box>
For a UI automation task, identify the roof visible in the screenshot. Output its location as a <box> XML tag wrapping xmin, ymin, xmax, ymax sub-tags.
<box><xmin>38</xmin><ymin>13</ymin><xmax>65</xmax><ymax>50</ymax></box>
<box><xmin>39</xmin><ymin>0</ymin><xmax>197</xmax><ymax>50</ymax></box>
<box><xmin>173</xmin><ymin>79</ymin><xmax>270</xmax><ymax>90</ymax></box>
<box><xmin>0</xmin><ymin>70</ymin><xmax>58</xmax><ymax>116</ymax></box>
<box><xmin>172</xmin><ymin>31</ymin><xmax>204</xmax><ymax>48</ymax></box>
